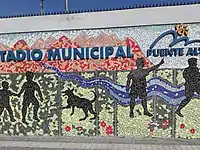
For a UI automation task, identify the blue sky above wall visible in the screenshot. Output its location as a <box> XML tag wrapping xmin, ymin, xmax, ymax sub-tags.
<box><xmin>0</xmin><ymin>0</ymin><xmax>200</xmax><ymax>17</ymax></box>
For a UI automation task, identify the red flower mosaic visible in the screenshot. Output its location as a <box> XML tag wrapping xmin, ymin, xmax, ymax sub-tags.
<box><xmin>165</xmin><ymin>120</ymin><xmax>170</xmax><ymax>125</ymax></box>
<box><xmin>100</xmin><ymin>121</ymin><xmax>107</xmax><ymax>128</ymax></box>
<box><xmin>162</xmin><ymin>120</ymin><xmax>169</xmax><ymax>129</ymax></box>
<box><xmin>150</xmin><ymin>129</ymin><xmax>154</xmax><ymax>132</ymax></box>
<box><xmin>180</xmin><ymin>124</ymin><xmax>185</xmax><ymax>129</ymax></box>
<box><xmin>190</xmin><ymin>128</ymin><xmax>195</xmax><ymax>134</ymax></box>
<box><xmin>105</xmin><ymin>125</ymin><xmax>113</xmax><ymax>135</ymax></box>
<box><xmin>162</xmin><ymin>121</ymin><xmax>166</xmax><ymax>126</ymax></box>
<box><xmin>65</xmin><ymin>125</ymin><xmax>71</xmax><ymax>132</ymax></box>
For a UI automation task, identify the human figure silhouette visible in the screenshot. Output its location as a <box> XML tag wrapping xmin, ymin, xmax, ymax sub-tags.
<box><xmin>0</xmin><ymin>81</ymin><xmax>18</xmax><ymax>122</ymax></box>
<box><xmin>175</xmin><ymin>58</ymin><xmax>200</xmax><ymax>117</ymax></box>
<box><xmin>126</xmin><ymin>58</ymin><xmax>164</xmax><ymax>118</ymax></box>
<box><xmin>18</xmin><ymin>71</ymin><xmax>43</xmax><ymax>124</ymax></box>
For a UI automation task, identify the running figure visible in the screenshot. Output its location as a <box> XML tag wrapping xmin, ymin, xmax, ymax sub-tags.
<box><xmin>18</xmin><ymin>71</ymin><xmax>43</xmax><ymax>124</ymax></box>
<box><xmin>175</xmin><ymin>58</ymin><xmax>200</xmax><ymax>117</ymax></box>
<box><xmin>126</xmin><ymin>58</ymin><xmax>164</xmax><ymax>118</ymax></box>
<box><xmin>0</xmin><ymin>81</ymin><xmax>19</xmax><ymax>122</ymax></box>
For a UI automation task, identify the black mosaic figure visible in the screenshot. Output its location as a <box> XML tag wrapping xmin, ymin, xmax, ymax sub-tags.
<box><xmin>175</xmin><ymin>58</ymin><xmax>200</xmax><ymax>117</ymax></box>
<box><xmin>126</xmin><ymin>58</ymin><xmax>164</xmax><ymax>118</ymax></box>
<box><xmin>0</xmin><ymin>81</ymin><xmax>18</xmax><ymax>122</ymax></box>
<box><xmin>18</xmin><ymin>71</ymin><xmax>43</xmax><ymax>124</ymax></box>
<box><xmin>61</xmin><ymin>88</ymin><xmax>97</xmax><ymax>121</ymax></box>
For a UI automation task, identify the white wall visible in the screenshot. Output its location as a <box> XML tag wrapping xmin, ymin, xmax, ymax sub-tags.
<box><xmin>0</xmin><ymin>4</ymin><xmax>200</xmax><ymax>34</ymax></box>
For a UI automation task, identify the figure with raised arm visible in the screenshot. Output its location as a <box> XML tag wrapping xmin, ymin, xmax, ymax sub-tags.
<box><xmin>126</xmin><ymin>58</ymin><xmax>164</xmax><ymax>118</ymax></box>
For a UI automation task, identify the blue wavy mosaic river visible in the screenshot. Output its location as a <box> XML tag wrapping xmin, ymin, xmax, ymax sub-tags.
<box><xmin>41</xmin><ymin>62</ymin><xmax>200</xmax><ymax>106</ymax></box>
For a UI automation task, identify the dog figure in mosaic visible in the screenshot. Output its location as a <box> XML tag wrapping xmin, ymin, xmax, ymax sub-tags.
<box><xmin>61</xmin><ymin>88</ymin><xmax>97</xmax><ymax>121</ymax></box>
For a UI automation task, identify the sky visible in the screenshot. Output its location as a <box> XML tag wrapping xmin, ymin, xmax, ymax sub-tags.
<box><xmin>0</xmin><ymin>0</ymin><xmax>200</xmax><ymax>16</ymax></box>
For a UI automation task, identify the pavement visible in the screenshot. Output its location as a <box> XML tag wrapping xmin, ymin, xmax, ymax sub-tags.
<box><xmin>0</xmin><ymin>136</ymin><xmax>200</xmax><ymax>150</ymax></box>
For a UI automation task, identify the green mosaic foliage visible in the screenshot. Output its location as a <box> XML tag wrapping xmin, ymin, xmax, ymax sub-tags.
<box><xmin>0</xmin><ymin>73</ymin><xmax>59</xmax><ymax>136</ymax></box>
<box><xmin>175</xmin><ymin>69</ymin><xmax>200</xmax><ymax>138</ymax></box>
<box><xmin>118</xmin><ymin>104</ymin><xmax>152</xmax><ymax>137</ymax></box>
<box><xmin>0</xmin><ymin>69</ymin><xmax>199</xmax><ymax>139</ymax></box>
<box><xmin>117</xmin><ymin>71</ymin><xmax>153</xmax><ymax>137</ymax></box>
<box><xmin>61</xmin><ymin>72</ymin><xmax>96</xmax><ymax>136</ymax></box>
<box><xmin>176</xmin><ymin>69</ymin><xmax>184</xmax><ymax>85</ymax></box>
<box><xmin>117</xmin><ymin>70</ymin><xmax>173</xmax><ymax>138</ymax></box>
<box><xmin>176</xmin><ymin>98</ymin><xmax>200</xmax><ymax>139</ymax></box>
<box><xmin>152</xmin><ymin>70</ymin><xmax>173</xmax><ymax>138</ymax></box>
<box><xmin>97</xmin><ymin>71</ymin><xmax>114</xmax><ymax>136</ymax></box>
<box><xmin>156</xmin><ymin>69</ymin><xmax>173</xmax><ymax>83</ymax></box>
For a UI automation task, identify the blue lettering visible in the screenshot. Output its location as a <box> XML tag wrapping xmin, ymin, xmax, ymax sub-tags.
<box><xmin>126</xmin><ymin>46</ymin><xmax>134</xmax><ymax>58</ymax></box>
<box><xmin>153</xmin><ymin>49</ymin><xmax>159</xmax><ymax>57</ymax></box>
<box><xmin>62</xmin><ymin>48</ymin><xmax>71</xmax><ymax>60</ymax></box>
<box><xmin>85</xmin><ymin>47</ymin><xmax>90</xmax><ymax>59</ymax></box>
<box><xmin>173</xmin><ymin>48</ymin><xmax>179</xmax><ymax>56</ymax></box>
<box><xmin>149</xmin><ymin>48</ymin><xmax>185</xmax><ymax>57</ymax></box>
<box><xmin>160</xmin><ymin>49</ymin><xmax>165</xmax><ymax>57</ymax></box>
<box><xmin>178</xmin><ymin>48</ymin><xmax>184</xmax><ymax>56</ymax></box>
<box><xmin>74</xmin><ymin>48</ymin><xmax>84</xmax><ymax>60</ymax></box>
<box><xmin>186</xmin><ymin>48</ymin><xmax>194</xmax><ymax>56</ymax></box>
<box><xmin>147</xmin><ymin>49</ymin><xmax>152</xmax><ymax>57</ymax></box>
<box><xmin>105</xmin><ymin>47</ymin><xmax>114</xmax><ymax>59</ymax></box>
<box><xmin>115</xmin><ymin>46</ymin><xmax>125</xmax><ymax>58</ymax></box>
<box><xmin>31</xmin><ymin>49</ymin><xmax>43</xmax><ymax>61</ymax></box>
<box><xmin>6</xmin><ymin>51</ymin><xmax>16</xmax><ymax>62</ymax></box>
<box><xmin>0</xmin><ymin>51</ymin><xmax>6</xmax><ymax>62</ymax></box>
<box><xmin>16</xmin><ymin>50</ymin><xmax>26</xmax><ymax>61</ymax></box>
<box><xmin>100</xmin><ymin>47</ymin><xmax>104</xmax><ymax>59</ymax></box>
<box><xmin>26</xmin><ymin>50</ymin><xmax>31</xmax><ymax>61</ymax></box>
<box><xmin>48</xmin><ymin>49</ymin><xmax>61</xmax><ymax>61</ymax></box>
<box><xmin>193</xmin><ymin>48</ymin><xmax>199</xmax><ymax>56</ymax></box>
<box><xmin>91</xmin><ymin>47</ymin><xmax>99</xmax><ymax>59</ymax></box>
<box><xmin>167</xmin><ymin>49</ymin><xmax>173</xmax><ymax>57</ymax></box>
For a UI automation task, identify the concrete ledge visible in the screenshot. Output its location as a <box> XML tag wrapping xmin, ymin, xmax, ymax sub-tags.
<box><xmin>0</xmin><ymin>135</ymin><xmax>200</xmax><ymax>145</ymax></box>
<box><xmin>0</xmin><ymin>142</ymin><xmax>200</xmax><ymax>150</ymax></box>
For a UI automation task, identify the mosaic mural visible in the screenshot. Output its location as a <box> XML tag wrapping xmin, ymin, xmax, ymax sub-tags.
<box><xmin>0</xmin><ymin>23</ymin><xmax>200</xmax><ymax>139</ymax></box>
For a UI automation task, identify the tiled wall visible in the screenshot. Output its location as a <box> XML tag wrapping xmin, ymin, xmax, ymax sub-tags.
<box><xmin>0</xmin><ymin>69</ymin><xmax>198</xmax><ymax>139</ymax></box>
